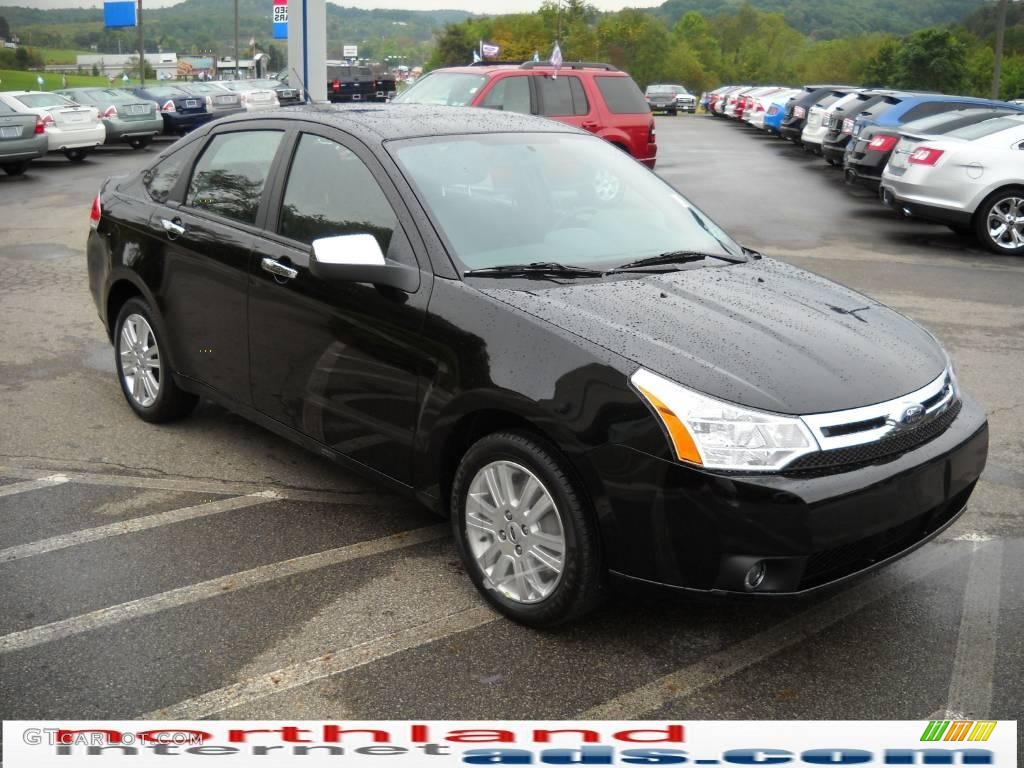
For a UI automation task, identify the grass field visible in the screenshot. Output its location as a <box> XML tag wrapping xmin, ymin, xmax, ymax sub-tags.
<box><xmin>0</xmin><ymin>69</ymin><xmax>136</xmax><ymax>91</ymax></box>
<box><xmin>38</xmin><ymin>47</ymin><xmax>93</xmax><ymax>65</ymax></box>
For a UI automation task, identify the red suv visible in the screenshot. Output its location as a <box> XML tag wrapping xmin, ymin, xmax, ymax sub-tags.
<box><xmin>393</xmin><ymin>62</ymin><xmax>657</xmax><ymax>168</ymax></box>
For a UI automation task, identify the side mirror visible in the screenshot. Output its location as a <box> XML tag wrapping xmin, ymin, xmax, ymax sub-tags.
<box><xmin>310</xmin><ymin>233</ymin><xmax>419</xmax><ymax>292</ymax></box>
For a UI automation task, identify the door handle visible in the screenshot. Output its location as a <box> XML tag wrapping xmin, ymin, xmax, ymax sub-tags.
<box><xmin>160</xmin><ymin>218</ymin><xmax>185</xmax><ymax>239</ymax></box>
<box><xmin>582</xmin><ymin>121</ymin><xmax>599</xmax><ymax>131</ymax></box>
<box><xmin>261</xmin><ymin>257</ymin><xmax>298</xmax><ymax>280</ymax></box>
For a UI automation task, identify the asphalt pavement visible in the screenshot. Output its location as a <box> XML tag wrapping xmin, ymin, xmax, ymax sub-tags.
<box><xmin>0</xmin><ymin>115</ymin><xmax>1021</xmax><ymax>726</ymax></box>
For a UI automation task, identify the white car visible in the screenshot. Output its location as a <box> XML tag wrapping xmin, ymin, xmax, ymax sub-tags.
<box><xmin>880</xmin><ymin>113</ymin><xmax>1024</xmax><ymax>254</ymax></box>
<box><xmin>800</xmin><ymin>89</ymin><xmax>859</xmax><ymax>153</ymax></box>
<box><xmin>0</xmin><ymin>90</ymin><xmax>105</xmax><ymax>160</ymax></box>
<box><xmin>216</xmin><ymin>80</ymin><xmax>280</xmax><ymax>111</ymax></box>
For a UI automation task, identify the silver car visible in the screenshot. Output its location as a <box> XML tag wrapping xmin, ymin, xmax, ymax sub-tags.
<box><xmin>0</xmin><ymin>97</ymin><xmax>48</xmax><ymax>175</ymax></box>
<box><xmin>215</xmin><ymin>80</ymin><xmax>279</xmax><ymax>111</ymax></box>
<box><xmin>55</xmin><ymin>87</ymin><xmax>163</xmax><ymax>149</ymax></box>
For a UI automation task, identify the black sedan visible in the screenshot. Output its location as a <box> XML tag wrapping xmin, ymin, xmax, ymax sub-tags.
<box><xmin>86</xmin><ymin>105</ymin><xmax>988</xmax><ymax>626</ymax></box>
<box><xmin>127</xmin><ymin>84</ymin><xmax>213</xmax><ymax>135</ymax></box>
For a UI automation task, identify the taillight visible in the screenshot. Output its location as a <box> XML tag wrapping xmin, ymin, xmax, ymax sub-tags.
<box><xmin>842</xmin><ymin>118</ymin><xmax>855</xmax><ymax>134</ymax></box>
<box><xmin>89</xmin><ymin>194</ymin><xmax>101</xmax><ymax>229</ymax></box>
<box><xmin>34</xmin><ymin>115</ymin><xmax>47</xmax><ymax>134</ymax></box>
<box><xmin>332</xmin><ymin>79</ymin><xmax>341</xmax><ymax>92</ymax></box>
<box><xmin>161</xmin><ymin>100</ymin><xmax>176</xmax><ymax>113</ymax></box>
<box><xmin>794</xmin><ymin>106</ymin><xmax>806</xmax><ymax>119</ymax></box>
<box><xmin>101</xmin><ymin>105</ymin><xmax>118</xmax><ymax>120</ymax></box>
<box><xmin>909</xmin><ymin>147</ymin><xmax>945</xmax><ymax>166</ymax></box>
<box><xmin>648</xmin><ymin>120</ymin><xmax>656</xmax><ymax>143</ymax></box>
<box><xmin>756</xmin><ymin>103</ymin><xmax>765</xmax><ymax>112</ymax></box>
<box><xmin>205</xmin><ymin>95</ymin><xmax>213</xmax><ymax>108</ymax></box>
<box><xmin>767</xmin><ymin>105</ymin><xmax>780</xmax><ymax>116</ymax></box>
<box><xmin>867</xmin><ymin>134</ymin><xmax>899</xmax><ymax>152</ymax></box>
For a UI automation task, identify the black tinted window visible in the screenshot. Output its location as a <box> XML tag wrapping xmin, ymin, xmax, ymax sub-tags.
<box><xmin>481</xmin><ymin>76</ymin><xmax>532</xmax><ymax>114</ymax></box>
<box><xmin>143</xmin><ymin>151</ymin><xmax>189</xmax><ymax>204</ymax></box>
<box><xmin>594</xmin><ymin>76</ymin><xmax>648</xmax><ymax>114</ymax></box>
<box><xmin>901</xmin><ymin>101</ymin><xmax>968</xmax><ymax>123</ymax></box>
<box><xmin>186</xmin><ymin>130</ymin><xmax>283</xmax><ymax>224</ymax></box>
<box><xmin>538</xmin><ymin>76</ymin><xmax>573</xmax><ymax>116</ymax></box>
<box><xmin>279</xmin><ymin>134</ymin><xmax>400</xmax><ymax>260</ymax></box>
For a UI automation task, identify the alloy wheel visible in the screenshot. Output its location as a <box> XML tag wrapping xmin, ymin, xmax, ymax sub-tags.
<box><xmin>464</xmin><ymin>460</ymin><xmax>565</xmax><ymax>604</ymax></box>
<box><xmin>119</xmin><ymin>313</ymin><xmax>161</xmax><ymax>407</ymax></box>
<box><xmin>986</xmin><ymin>196</ymin><xmax>1024</xmax><ymax>250</ymax></box>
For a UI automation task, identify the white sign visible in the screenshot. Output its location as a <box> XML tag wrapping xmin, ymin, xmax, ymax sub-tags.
<box><xmin>343</xmin><ymin>44</ymin><xmax>357</xmax><ymax>58</ymax></box>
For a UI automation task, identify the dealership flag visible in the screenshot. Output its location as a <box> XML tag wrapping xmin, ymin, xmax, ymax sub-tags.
<box><xmin>550</xmin><ymin>40</ymin><xmax>562</xmax><ymax>77</ymax></box>
<box><xmin>472</xmin><ymin>49</ymin><xmax>482</xmax><ymax>63</ymax></box>
<box><xmin>480</xmin><ymin>40</ymin><xmax>501</xmax><ymax>59</ymax></box>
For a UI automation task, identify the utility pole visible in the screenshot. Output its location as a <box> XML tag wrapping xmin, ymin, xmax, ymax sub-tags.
<box><xmin>137</xmin><ymin>0</ymin><xmax>144</xmax><ymax>85</ymax></box>
<box><xmin>992</xmin><ymin>0</ymin><xmax>1009</xmax><ymax>99</ymax></box>
<box><xmin>234</xmin><ymin>0</ymin><xmax>240</xmax><ymax>79</ymax></box>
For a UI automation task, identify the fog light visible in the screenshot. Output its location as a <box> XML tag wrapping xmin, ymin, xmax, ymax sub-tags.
<box><xmin>744</xmin><ymin>561</ymin><xmax>767</xmax><ymax>590</ymax></box>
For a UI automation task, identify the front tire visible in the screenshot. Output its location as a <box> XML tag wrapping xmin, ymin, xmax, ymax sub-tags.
<box><xmin>450</xmin><ymin>431</ymin><xmax>603</xmax><ymax>627</ymax></box>
<box><xmin>975</xmin><ymin>187</ymin><xmax>1024</xmax><ymax>254</ymax></box>
<box><xmin>114</xmin><ymin>297</ymin><xmax>198</xmax><ymax>423</ymax></box>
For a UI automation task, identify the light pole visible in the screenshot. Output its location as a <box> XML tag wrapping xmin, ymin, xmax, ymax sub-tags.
<box><xmin>137</xmin><ymin>0</ymin><xmax>144</xmax><ymax>85</ymax></box>
<box><xmin>234</xmin><ymin>0</ymin><xmax>240</xmax><ymax>79</ymax></box>
<box><xmin>992</xmin><ymin>0</ymin><xmax>1009</xmax><ymax>100</ymax></box>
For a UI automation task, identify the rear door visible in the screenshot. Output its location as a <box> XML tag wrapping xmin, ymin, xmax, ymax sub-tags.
<box><xmin>536</xmin><ymin>74</ymin><xmax>593</xmax><ymax>131</ymax></box>
<box><xmin>150</xmin><ymin>123</ymin><xmax>288</xmax><ymax>404</ymax></box>
<box><xmin>248</xmin><ymin>127</ymin><xmax>432</xmax><ymax>484</ymax></box>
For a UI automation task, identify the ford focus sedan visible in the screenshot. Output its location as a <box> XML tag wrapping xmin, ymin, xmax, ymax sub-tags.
<box><xmin>86</xmin><ymin>105</ymin><xmax>988</xmax><ymax>626</ymax></box>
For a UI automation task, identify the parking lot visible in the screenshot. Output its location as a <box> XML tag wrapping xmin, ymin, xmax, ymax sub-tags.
<box><xmin>0</xmin><ymin>114</ymin><xmax>1022</xmax><ymax>724</ymax></box>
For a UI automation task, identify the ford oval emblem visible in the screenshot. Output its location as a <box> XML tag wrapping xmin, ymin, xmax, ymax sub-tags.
<box><xmin>901</xmin><ymin>404</ymin><xmax>925</xmax><ymax>425</ymax></box>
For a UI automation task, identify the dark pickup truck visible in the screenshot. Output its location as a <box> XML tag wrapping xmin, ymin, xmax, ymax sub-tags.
<box><xmin>326</xmin><ymin>64</ymin><xmax>396</xmax><ymax>103</ymax></box>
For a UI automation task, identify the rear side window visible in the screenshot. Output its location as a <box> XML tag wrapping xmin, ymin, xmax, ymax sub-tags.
<box><xmin>143</xmin><ymin>151</ymin><xmax>189</xmax><ymax>204</ymax></box>
<box><xmin>947</xmin><ymin>116</ymin><xmax>1023</xmax><ymax>140</ymax></box>
<box><xmin>594</xmin><ymin>76</ymin><xmax>648</xmax><ymax>114</ymax></box>
<box><xmin>538</xmin><ymin>76</ymin><xmax>588</xmax><ymax>116</ymax></box>
<box><xmin>480</xmin><ymin>76</ymin><xmax>532</xmax><ymax>115</ymax></box>
<box><xmin>186</xmin><ymin>130</ymin><xmax>283</xmax><ymax>224</ymax></box>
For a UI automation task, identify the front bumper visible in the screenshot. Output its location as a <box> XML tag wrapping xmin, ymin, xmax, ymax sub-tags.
<box><xmin>587</xmin><ymin>394</ymin><xmax>988</xmax><ymax>595</ymax></box>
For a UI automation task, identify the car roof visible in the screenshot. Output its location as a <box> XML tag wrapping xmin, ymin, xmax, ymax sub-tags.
<box><xmin>434</xmin><ymin>64</ymin><xmax>626</xmax><ymax>76</ymax></box>
<box><xmin>207</xmin><ymin>103</ymin><xmax>582</xmax><ymax>142</ymax></box>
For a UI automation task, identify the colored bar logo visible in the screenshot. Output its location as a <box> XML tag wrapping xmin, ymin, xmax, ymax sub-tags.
<box><xmin>921</xmin><ymin>720</ymin><xmax>997</xmax><ymax>742</ymax></box>
<box><xmin>272</xmin><ymin>0</ymin><xmax>287</xmax><ymax>40</ymax></box>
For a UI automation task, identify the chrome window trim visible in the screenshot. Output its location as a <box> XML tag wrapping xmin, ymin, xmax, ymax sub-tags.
<box><xmin>800</xmin><ymin>368</ymin><xmax>957</xmax><ymax>451</ymax></box>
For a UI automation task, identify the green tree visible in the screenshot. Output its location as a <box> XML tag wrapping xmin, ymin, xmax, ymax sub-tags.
<box><xmin>894</xmin><ymin>28</ymin><xmax>968</xmax><ymax>92</ymax></box>
<box><xmin>597</xmin><ymin>9</ymin><xmax>671</xmax><ymax>88</ymax></box>
<box><xmin>126</xmin><ymin>54</ymin><xmax>156</xmax><ymax>80</ymax></box>
<box><xmin>0</xmin><ymin>15</ymin><xmax>10</xmax><ymax>41</ymax></box>
<box><xmin>862</xmin><ymin>37</ymin><xmax>899</xmax><ymax>87</ymax></box>
<box><xmin>425</xmin><ymin>22</ymin><xmax>478</xmax><ymax>70</ymax></box>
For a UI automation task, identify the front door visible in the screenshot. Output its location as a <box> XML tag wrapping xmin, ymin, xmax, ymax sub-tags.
<box><xmin>248</xmin><ymin>130</ymin><xmax>432</xmax><ymax>485</ymax></box>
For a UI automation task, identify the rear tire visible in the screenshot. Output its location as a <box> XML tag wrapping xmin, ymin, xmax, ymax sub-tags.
<box><xmin>114</xmin><ymin>297</ymin><xmax>198</xmax><ymax>423</ymax></box>
<box><xmin>974</xmin><ymin>186</ymin><xmax>1024</xmax><ymax>255</ymax></box>
<box><xmin>129</xmin><ymin>137</ymin><xmax>152</xmax><ymax>150</ymax></box>
<box><xmin>2</xmin><ymin>161</ymin><xmax>30</xmax><ymax>175</ymax></box>
<box><xmin>63</xmin><ymin>148</ymin><xmax>89</xmax><ymax>162</ymax></box>
<box><xmin>450</xmin><ymin>430</ymin><xmax>604</xmax><ymax>627</ymax></box>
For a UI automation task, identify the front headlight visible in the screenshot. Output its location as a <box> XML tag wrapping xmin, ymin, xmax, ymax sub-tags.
<box><xmin>631</xmin><ymin>368</ymin><xmax>819</xmax><ymax>471</ymax></box>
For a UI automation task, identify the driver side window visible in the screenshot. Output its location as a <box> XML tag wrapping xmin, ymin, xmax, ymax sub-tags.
<box><xmin>480</xmin><ymin>76</ymin><xmax>533</xmax><ymax>115</ymax></box>
<box><xmin>279</xmin><ymin>133</ymin><xmax>412</xmax><ymax>265</ymax></box>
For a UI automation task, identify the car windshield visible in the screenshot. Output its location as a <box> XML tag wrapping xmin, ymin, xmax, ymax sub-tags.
<box><xmin>392</xmin><ymin>72</ymin><xmax>487</xmax><ymax>106</ymax></box>
<box><xmin>390</xmin><ymin>132</ymin><xmax>744</xmax><ymax>272</ymax></box>
<box><xmin>16</xmin><ymin>92</ymin><xmax>75</xmax><ymax>108</ymax></box>
<box><xmin>946</xmin><ymin>115</ymin><xmax>1024</xmax><ymax>140</ymax></box>
<box><xmin>647</xmin><ymin>86</ymin><xmax>676</xmax><ymax>95</ymax></box>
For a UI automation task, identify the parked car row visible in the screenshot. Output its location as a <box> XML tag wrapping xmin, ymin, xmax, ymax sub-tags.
<box><xmin>0</xmin><ymin>79</ymin><xmax>292</xmax><ymax>176</ymax></box>
<box><xmin>704</xmin><ymin>83</ymin><xmax>1024</xmax><ymax>254</ymax></box>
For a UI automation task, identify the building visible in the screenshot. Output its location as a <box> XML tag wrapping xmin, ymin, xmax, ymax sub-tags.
<box><xmin>75</xmin><ymin>52</ymin><xmax>179</xmax><ymax>80</ymax></box>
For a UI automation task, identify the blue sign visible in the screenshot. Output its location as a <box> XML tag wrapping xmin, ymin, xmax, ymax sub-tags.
<box><xmin>104</xmin><ymin>1</ymin><xmax>137</xmax><ymax>29</ymax></box>
<box><xmin>272</xmin><ymin>0</ymin><xmax>287</xmax><ymax>40</ymax></box>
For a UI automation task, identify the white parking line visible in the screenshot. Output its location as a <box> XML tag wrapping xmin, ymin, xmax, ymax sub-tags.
<box><xmin>943</xmin><ymin>540</ymin><xmax>1003</xmax><ymax>718</ymax></box>
<box><xmin>144</xmin><ymin>605</ymin><xmax>497</xmax><ymax>719</ymax></box>
<box><xmin>0</xmin><ymin>465</ymin><xmax>385</xmax><ymax>505</ymax></box>
<box><xmin>0</xmin><ymin>474</ymin><xmax>69</xmax><ymax>498</ymax></box>
<box><xmin>581</xmin><ymin>543</ymin><xmax>968</xmax><ymax>719</ymax></box>
<box><xmin>0</xmin><ymin>492</ymin><xmax>279</xmax><ymax>563</ymax></box>
<box><xmin>0</xmin><ymin>524</ymin><xmax>449</xmax><ymax>653</ymax></box>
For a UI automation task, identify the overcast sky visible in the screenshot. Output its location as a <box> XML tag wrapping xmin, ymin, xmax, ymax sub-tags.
<box><xmin>15</xmin><ymin>0</ymin><xmax>663</xmax><ymax>12</ymax></box>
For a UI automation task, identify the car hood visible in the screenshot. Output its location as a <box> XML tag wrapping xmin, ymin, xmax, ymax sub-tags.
<box><xmin>478</xmin><ymin>258</ymin><xmax>946</xmax><ymax>415</ymax></box>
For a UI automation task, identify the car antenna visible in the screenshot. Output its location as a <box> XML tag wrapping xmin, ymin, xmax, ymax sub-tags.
<box><xmin>289</xmin><ymin>66</ymin><xmax>311</xmax><ymax>104</ymax></box>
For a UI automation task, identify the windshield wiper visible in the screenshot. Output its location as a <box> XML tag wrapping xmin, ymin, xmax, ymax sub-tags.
<box><xmin>463</xmin><ymin>262</ymin><xmax>605</xmax><ymax>278</ymax></box>
<box><xmin>605</xmin><ymin>250</ymin><xmax>747</xmax><ymax>274</ymax></box>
